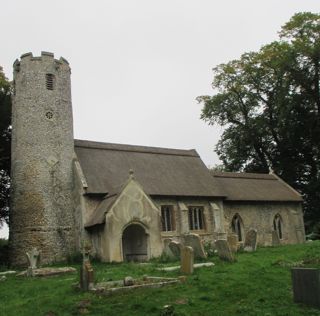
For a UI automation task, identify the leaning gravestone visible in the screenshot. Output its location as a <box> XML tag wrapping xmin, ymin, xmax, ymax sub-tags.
<box><xmin>292</xmin><ymin>268</ymin><xmax>320</xmax><ymax>309</ymax></box>
<box><xmin>272</xmin><ymin>230</ymin><xmax>281</xmax><ymax>246</ymax></box>
<box><xmin>183</xmin><ymin>234</ymin><xmax>207</xmax><ymax>259</ymax></box>
<box><xmin>168</xmin><ymin>241</ymin><xmax>182</xmax><ymax>259</ymax></box>
<box><xmin>214</xmin><ymin>239</ymin><xmax>235</xmax><ymax>262</ymax></box>
<box><xmin>180</xmin><ymin>246</ymin><xmax>194</xmax><ymax>275</ymax></box>
<box><xmin>227</xmin><ymin>234</ymin><xmax>238</xmax><ymax>253</ymax></box>
<box><xmin>26</xmin><ymin>248</ymin><xmax>40</xmax><ymax>277</ymax></box>
<box><xmin>162</xmin><ymin>238</ymin><xmax>175</xmax><ymax>258</ymax></box>
<box><xmin>244</xmin><ymin>229</ymin><xmax>258</xmax><ymax>252</ymax></box>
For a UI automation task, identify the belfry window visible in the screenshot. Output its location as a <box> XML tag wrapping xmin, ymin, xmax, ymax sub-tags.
<box><xmin>231</xmin><ymin>214</ymin><xmax>244</xmax><ymax>242</ymax></box>
<box><xmin>188</xmin><ymin>206</ymin><xmax>205</xmax><ymax>230</ymax></box>
<box><xmin>273</xmin><ymin>214</ymin><xmax>283</xmax><ymax>239</ymax></box>
<box><xmin>161</xmin><ymin>205</ymin><xmax>175</xmax><ymax>231</ymax></box>
<box><xmin>46</xmin><ymin>73</ymin><xmax>55</xmax><ymax>90</ymax></box>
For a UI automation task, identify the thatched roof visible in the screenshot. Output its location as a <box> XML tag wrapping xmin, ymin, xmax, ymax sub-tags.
<box><xmin>74</xmin><ymin>139</ymin><xmax>225</xmax><ymax>197</ymax></box>
<box><xmin>212</xmin><ymin>172</ymin><xmax>302</xmax><ymax>202</ymax></box>
<box><xmin>74</xmin><ymin>139</ymin><xmax>302</xmax><ymax>203</ymax></box>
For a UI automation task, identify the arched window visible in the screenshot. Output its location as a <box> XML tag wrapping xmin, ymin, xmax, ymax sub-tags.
<box><xmin>231</xmin><ymin>214</ymin><xmax>244</xmax><ymax>242</ymax></box>
<box><xmin>273</xmin><ymin>214</ymin><xmax>283</xmax><ymax>239</ymax></box>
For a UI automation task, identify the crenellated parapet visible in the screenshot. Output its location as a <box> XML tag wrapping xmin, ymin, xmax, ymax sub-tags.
<box><xmin>14</xmin><ymin>51</ymin><xmax>70</xmax><ymax>71</ymax></box>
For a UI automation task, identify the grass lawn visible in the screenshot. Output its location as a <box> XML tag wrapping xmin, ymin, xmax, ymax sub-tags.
<box><xmin>1</xmin><ymin>242</ymin><xmax>320</xmax><ymax>315</ymax></box>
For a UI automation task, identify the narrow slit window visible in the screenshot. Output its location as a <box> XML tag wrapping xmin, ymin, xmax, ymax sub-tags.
<box><xmin>273</xmin><ymin>214</ymin><xmax>283</xmax><ymax>239</ymax></box>
<box><xmin>46</xmin><ymin>74</ymin><xmax>55</xmax><ymax>90</ymax></box>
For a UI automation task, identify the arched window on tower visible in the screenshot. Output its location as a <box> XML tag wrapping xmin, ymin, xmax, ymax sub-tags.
<box><xmin>273</xmin><ymin>214</ymin><xmax>283</xmax><ymax>239</ymax></box>
<box><xmin>231</xmin><ymin>214</ymin><xmax>244</xmax><ymax>242</ymax></box>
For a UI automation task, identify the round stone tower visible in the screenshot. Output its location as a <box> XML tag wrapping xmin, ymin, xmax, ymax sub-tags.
<box><xmin>10</xmin><ymin>52</ymin><xmax>76</xmax><ymax>266</ymax></box>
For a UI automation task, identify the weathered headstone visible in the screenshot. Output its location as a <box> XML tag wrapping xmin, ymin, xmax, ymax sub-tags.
<box><xmin>227</xmin><ymin>234</ymin><xmax>238</xmax><ymax>253</ymax></box>
<box><xmin>180</xmin><ymin>246</ymin><xmax>194</xmax><ymax>275</ymax></box>
<box><xmin>80</xmin><ymin>243</ymin><xmax>94</xmax><ymax>291</ymax></box>
<box><xmin>292</xmin><ymin>268</ymin><xmax>320</xmax><ymax>309</ymax></box>
<box><xmin>168</xmin><ymin>241</ymin><xmax>182</xmax><ymax>258</ymax></box>
<box><xmin>244</xmin><ymin>229</ymin><xmax>258</xmax><ymax>252</ymax></box>
<box><xmin>26</xmin><ymin>248</ymin><xmax>40</xmax><ymax>277</ymax></box>
<box><xmin>272</xmin><ymin>230</ymin><xmax>281</xmax><ymax>246</ymax></box>
<box><xmin>162</xmin><ymin>238</ymin><xmax>175</xmax><ymax>258</ymax></box>
<box><xmin>214</xmin><ymin>239</ymin><xmax>235</xmax><ymax>262</ymax></box>
<box><xmin>183</xmin><ymin>234</ymin><xmax>207</xmax><ymax>259</ymax></box>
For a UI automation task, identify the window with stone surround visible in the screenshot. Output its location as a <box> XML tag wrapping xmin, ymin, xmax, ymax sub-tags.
<box><xmin>231</xmin><ymin>214</ymin><xmax>244</xmax><ymax>242</ymax></box>
<box><xmin>161</xmin><ymin>205</ymin><xmax>175</xmax><ymax>231</ymax></box>
<box><xmin>273</xmin><ymin>214</ymin><xmax>283</xmax><ymax>239</ymax></box>
<box><xmin>188</xmin><ymin>206</ymin><xmax>205</xmax><ymax>230</ymax></box>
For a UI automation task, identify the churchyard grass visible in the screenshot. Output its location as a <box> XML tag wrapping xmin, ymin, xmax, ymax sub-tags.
<box><xmin>1</xmin><ymin>242</ymin><xmax>320</xmax><ymax>315</ymax></box>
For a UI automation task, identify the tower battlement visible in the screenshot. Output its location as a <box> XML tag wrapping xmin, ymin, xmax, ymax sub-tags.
<box><xmin>14</xmin><ymin>51</ymin><xmax>70</xmax><ymax>69</ymax></box>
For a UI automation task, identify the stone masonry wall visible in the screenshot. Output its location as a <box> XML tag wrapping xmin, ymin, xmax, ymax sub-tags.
<box><xmin>10</xmin><ymin>52</ymin><xmax>76</xmax><ymax>266</ymax></box>
<box><xmin>223</xmin><ymin>202</ymin><xmax>305</xmax><ymax>246</ymax></box>
<box><xmin>152</xmin><ymin>197</ymin><xmax>222</xmax><ymax>245</ymax></box>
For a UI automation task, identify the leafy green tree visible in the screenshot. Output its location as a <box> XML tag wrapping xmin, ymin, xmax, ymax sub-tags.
<box><xmin>197</xmin><ymin>12</ymin><xmax>320</xmax><ymax>230</ymax></box>
<box><xmin>0</xmin><ymin>66</ymin><xmax>11</xmax><ymax>227</ymax></box>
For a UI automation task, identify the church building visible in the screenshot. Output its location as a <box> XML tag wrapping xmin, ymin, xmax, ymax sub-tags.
<box><xmin>9</xmin><ymin>52</ymin><xmax>305</xmax><ymax>266</ymax></box>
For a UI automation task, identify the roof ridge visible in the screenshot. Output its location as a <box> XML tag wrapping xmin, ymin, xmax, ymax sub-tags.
<box><xmin>213</xmin><ymin>171</ymin><xmax>276</xmax><ymax>180</ymax></box>
<box><xmin>74</xmin><ymin>139</ymin><xmax>199</xmax><ymax>157</ymax></box>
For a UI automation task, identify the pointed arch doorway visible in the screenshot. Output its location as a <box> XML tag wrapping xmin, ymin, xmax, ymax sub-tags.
<box><xmin>122</xmin><ymin>224</ymin><xmax>148</xmax><ymax>262</ymax></box>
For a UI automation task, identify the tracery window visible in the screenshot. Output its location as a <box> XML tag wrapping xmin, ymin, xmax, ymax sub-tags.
<box><xmin>273</xmin><ymin>214</ymin><xmax>283</xmax><ymax>239</ymax></box>
<box><xmin>231</xmin><ymin>214</ymin><xmax>244</xmax><ymax>242</ymax></box>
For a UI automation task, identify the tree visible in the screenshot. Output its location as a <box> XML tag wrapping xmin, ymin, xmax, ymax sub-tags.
<box><xmin>0</xmin><ymin>66</ymin><xmax>11</xmax><ymax>227</ymax></box>
<box><xmin>197</xmin><ymin>12</ymin><xmax>320</xmax><ymax>231</ymax></box>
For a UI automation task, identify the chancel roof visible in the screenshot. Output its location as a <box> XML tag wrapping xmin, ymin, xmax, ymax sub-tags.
<box><xmin>212</xmin><ymin>172</ymin><xmax>302</xmax><ymax>202</ymax></box>
<box><xmin>74</xmin><ymin>139</ymin><xmax>225</xmax><ymax>197</ymax></box>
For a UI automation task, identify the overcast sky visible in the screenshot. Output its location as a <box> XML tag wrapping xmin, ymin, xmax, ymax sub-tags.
<box><xmin>1</xmin><ymin>0</ymin><xmax>319</xmax><ymax>238</ymax></box>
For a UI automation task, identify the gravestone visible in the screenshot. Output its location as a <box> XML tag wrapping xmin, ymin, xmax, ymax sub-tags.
<box><xmin>227</xmin><ymin>234</ymin><xmax>238</xmax><ymax>253</ymax></box>
<box><xmin>162</xmin><ymin>238</ymin><xmax>175</xmax><ymax>258</ymax></box>
<box><xmin>214</xmin><ymin>239</ymin><xmax>235</xmax><ymax>262</ymax></box>
<box><xmin>183</xmin><ymin>234</ymin><xmax>207</xmax><ymax>259</ymax></box>
<box><xmin>244</xmin><ymin>229</ymin><xmax>258</xmax><ymax>252</ymax></box>
<box><xmin>292</xmin><ymin>268</ymin><xmax>320</xmax><ymax>309</ymax></box>
<box><xmin>168</xmin><ymin>241</ymin><xmax>182</xmax><ymax>258</ymax></box>
<box><xmin>26</xmin><ymin>248</ymin><xmax>40</xmax><ymax>277</ymax></box>
<box><xmin>272</xmin><ymin>230</ymin><xmax>281</xmax><ymax>246</ymax></box>
<box><xmin>180</xmin><ymin>246</ymin><xmax>194</xmax><ymax>275</ymax></box>
<box><xmin>80</xmin><ymin>243</ymin><xmax>94</xmax><ymax>291</ymax></box>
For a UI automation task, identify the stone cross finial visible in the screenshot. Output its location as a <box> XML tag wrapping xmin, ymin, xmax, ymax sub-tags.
<box><xmin>129</xmin><ymin>169</ymin><xmax>135</xmax><ymax>179</ymax></box>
